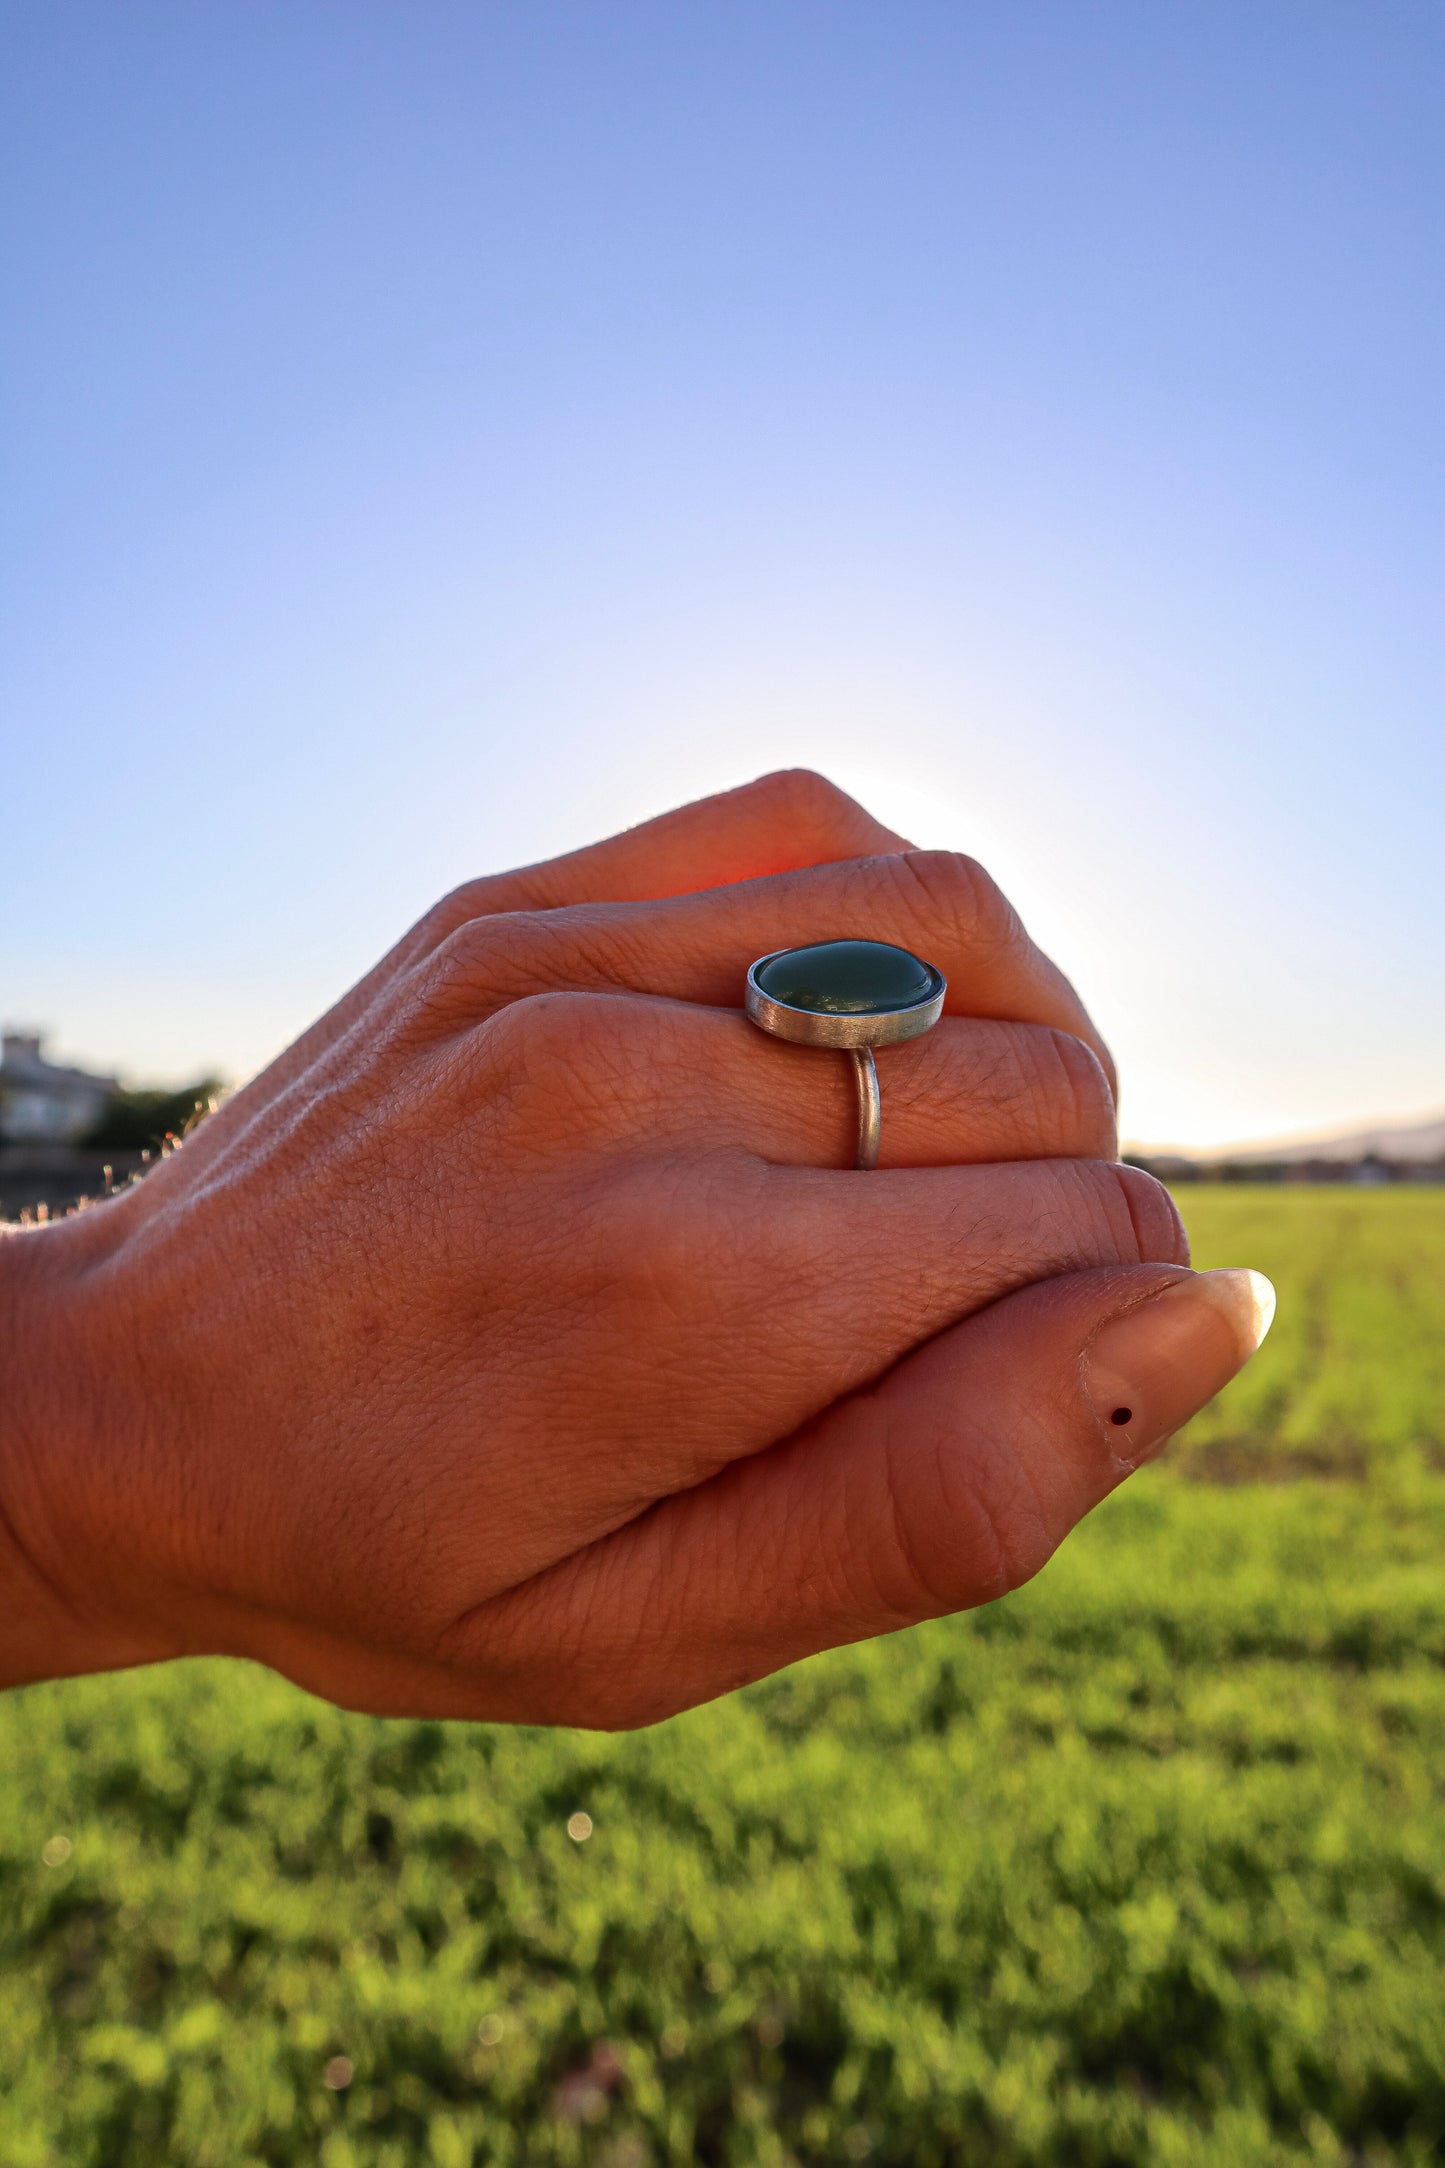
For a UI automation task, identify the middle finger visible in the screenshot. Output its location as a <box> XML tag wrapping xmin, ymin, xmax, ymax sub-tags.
<box><xmin>422</xmin><ymin>848</ymin><xmax>1117</xmax><ymax>1097</ymax></box>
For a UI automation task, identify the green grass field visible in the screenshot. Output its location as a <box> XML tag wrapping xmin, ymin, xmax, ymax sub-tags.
<box><xmin>4</xmin><ymin>1190</ymin><xmax>1444</xmax><ymax>2168</ymax></box>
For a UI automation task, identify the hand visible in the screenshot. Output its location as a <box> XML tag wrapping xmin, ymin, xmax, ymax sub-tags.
<box><xmin>0</xmin><ymin>771</ymin><xmax>1270</xmax><ymax>1723</ymax></box>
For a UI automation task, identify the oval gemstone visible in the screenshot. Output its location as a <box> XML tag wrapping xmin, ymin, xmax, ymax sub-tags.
<box><xmin>755</xmin><ymin>939</ymin><xmax>936</xmax><ymax>1016</ymax></box>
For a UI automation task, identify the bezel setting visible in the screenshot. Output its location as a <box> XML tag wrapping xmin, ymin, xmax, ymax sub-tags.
<box><xmin>744</xmin><ymin>945</ymin><xmax>947</xmax><ymax>1048</ymax></box>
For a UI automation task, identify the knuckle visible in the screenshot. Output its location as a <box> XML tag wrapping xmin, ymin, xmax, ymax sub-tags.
<box><xmin>1105</xmin><ymin>1162</ymin><xmax>1190</xmax><ymax>1266</ymax></box>
<box><xmin>414</xmin><ymin>911</ymin><xmax>535</xmax><ymax>1017</ymax></box>
<box><xmin>364</xmin><ymin>881</ymin><xmax>510</xmax><ymax>1003</ymax></box>
<box><xmin>887</xmin><ymin>849</ymin><xmax>1023</xmax><ymax>961</ymax></box>
<box><xmin>1023</xmin><ymin>1159</ymin><xmax>1186</xmax><ymax>1273</ymax></box>
<box><xmin>416</xmin><ymin>876</ymin><xmax>504</xmax><ymax>950</ymax></box>
<box><xmin>1032</xmin><ymin>1029</ymin><xmax>1118</xmax><ymax>1156</ymax></box>
<box><xmin>499</xmin><ymin>986</ymin><xmax>615</xmax><ymax>1056</ymax></box>
<box><xmin>749</xmin><ymin>766</ymin><xmax>857</xmax><ymax>831</ymax></box>
<box><xmin>390</xmin><ymin>922</ymin><xmax>506</xmax><ymax>1042</ymax></box>
<box><xmin>413</xmin><ymin>904</ymin><xmax>601</xmax><ymax>1028</ymax></box>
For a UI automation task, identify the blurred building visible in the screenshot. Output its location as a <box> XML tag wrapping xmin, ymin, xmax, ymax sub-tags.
<box><xmin>0</xmin><ymin>1032</ymin><xmax>116</xmax><ymax>1143</ymax></box>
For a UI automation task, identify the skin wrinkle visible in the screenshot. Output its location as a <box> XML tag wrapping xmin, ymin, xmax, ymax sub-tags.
<box><xmin>155</xmin><ymin>1152</ymin><xmax>417</xmax><ymax>1620</ymax></box>
<box><xmin>444</xmin><ymin>1021</ymin><xmax>561</xmax><ymax>1163</ymax></box>
<box><xmin>947</xmin><ymin>1033</ymin><xmax>1018</xmax><ymax>1120</ymax></box>
<box><xmin>817</xmin><ymin>1339</ymin><xmax>1032</xmax><ymax>1625</ymax></box>
<box><xmin>0</xmin><ymin>777</ymin><xmax>1249</xmax><ymax>1727</ymax></box>
<box><xmin>419</xmin><ymin>849</ymin><xmax>1109</xmax><ymax>1082</ymax></box>
<box><xmin>1039</xmin><ymin>1028</ymin><xmax>1119</xmax><ymax>1160</ymax></box>
<box><xmin>126</xmin><ymin>1037</ymin><xmax>366</xmax><ymax>1246</ymax></box>
<box><xmin>767</xmin><ymin>1474</ymin><xmax>858</xmax><ymax>1644</ymax></box>
<box><xmin>885</xmin><ymin>846</ymin><xmax>1020</xmax><ymax>966</ymax></box>
<box><xmin>889</xmin><ymin>850</ymin><xmax>1118</xmax><ymax>1104</ymax></box>
<box><xmin>467</xmin><ymin>1377</ymin><xmax>1001</xmax><ymax>1722</ymax></box>
<box><xmin>505</xmin><ymin>993</ymin><xmax>666</xmax><ymax>1142</ymax></box>
<box><xmin>864</xmin><ymin>1430</ymin><xmax>964</xmax><ymax>1626</ymax></box>
<box><xmin>452</xmin><ymin>1527</ymin><xmax>657</xmax><ymax>1726</ymax></box>
<box><xmin>981</xmin><ymin>1294</ymin><xmax>1149</xmax><ymax>1546</ymax></box>
<box><xmin>480</xmin><ymin>998</ymin><xmax>1114</xmax><ymax>1172</ymax></box>
<box><xmin>162</xmin><ymin>950</ymin><xmax>420</xmax><ymax>1195</ymax></box>
<box><xmin>225</xmin><ymin>1148</ymin><xmax>1133</xmax><ymax>1634</ymax></box>
<box><xmin>476</xmin><ymin>1283</ymin><xmax>1213</xmax><ymax>1725</ymax></box>
<box><xmin>1112</xmin><ymin>1160</ymin><xmax>1190</xmax><ymax>1269</ymax></box>
<box><xmin>505</xmin><ymin>1270</ymin><xmax>1173</xmax><ymax>1725</ymax></box>
<box><xmin>486</xmin><ymin>905</ymin><xmax>645</xmax><ymax>1013</ymax></box>
<box><xmin>0</xmin><ymin>1418</ymin><xmax>88</xmax><ymax>1634</ymax></box>
<box><xmin>959</xmin><ymin>1410</ymin><xmax>1063</xmax><ymax>1596</ymax></box>
<box><xmin>441</xmin><ymin>1413</ymin><xmax>770</xmax><ymax>1706</ymax></box>
<box><xmin>226</xmin><ymin>771</ymin><xmax>904</xmax><ymax>1122</ymax></box>
<box><xmin>404</xmin><ymin>912</ymin><xmax>548</xmax><ymax>1037</ymax></box>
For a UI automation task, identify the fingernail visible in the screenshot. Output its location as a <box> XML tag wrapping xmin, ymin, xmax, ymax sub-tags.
<box><xmin>1084</xmin><ymin>1269</ymin><xmax>1276</xmax><ymax>1464</ymax></box>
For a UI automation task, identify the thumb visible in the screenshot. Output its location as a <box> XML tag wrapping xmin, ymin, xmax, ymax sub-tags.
<box><xmin>475</xmin><ymin>1264</ymin><xmax>1276</xmax><ymax>1727</ymax></box>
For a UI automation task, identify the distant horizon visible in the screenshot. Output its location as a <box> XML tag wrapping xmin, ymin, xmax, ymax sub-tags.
<box><xmin>1126</xmin><ymin>1104</ymin><xmax>1445</xmax><ymax>1163</ymax></box>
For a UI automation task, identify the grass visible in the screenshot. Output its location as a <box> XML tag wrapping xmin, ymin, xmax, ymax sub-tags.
<box><xmin>1170</xmin><ymin>1188</ymin><xmax>1445</xmax><ymax>1484</ymax></box>
<box><xmin>2</xmin><ymin>1189</ymin><xmax>1443</xmax><ymax>2167</ymax></box>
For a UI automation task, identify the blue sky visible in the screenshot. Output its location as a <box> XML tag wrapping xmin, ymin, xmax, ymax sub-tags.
<box><xmin>3</xmin><ymin>0</ymin><xmax>1441</xmax><ymax>1149</ymax></box>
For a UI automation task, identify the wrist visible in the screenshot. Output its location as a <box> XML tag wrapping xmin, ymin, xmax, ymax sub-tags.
<box><xmin>0</xmin><ymin>1218</ymin><xmax>176</xmax><ymax>1687</ymax></box>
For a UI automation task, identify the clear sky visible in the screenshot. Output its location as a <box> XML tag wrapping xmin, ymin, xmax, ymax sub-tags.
<box><xmin>3</xmin><ymin>1</ymin><xmax>1441</xmax><ymax>1150</ymax></box>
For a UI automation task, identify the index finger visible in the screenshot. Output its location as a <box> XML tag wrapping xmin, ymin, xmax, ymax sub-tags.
<box><xmin>445</xmin><ymin>767</ymin><xmax>914</xmax><ymax>913</ymax></box>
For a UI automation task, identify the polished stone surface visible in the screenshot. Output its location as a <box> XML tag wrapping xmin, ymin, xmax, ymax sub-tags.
<box><xmin>755</xmin><ymin>939</ymin><xmax>937</xmax><ymax>1015</ymax></box>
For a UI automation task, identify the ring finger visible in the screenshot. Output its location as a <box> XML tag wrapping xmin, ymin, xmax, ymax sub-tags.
<box><xmin>470</xmin><ymin>991</ymin><xmax>1118</xmax><ymax>1169</ymax></box>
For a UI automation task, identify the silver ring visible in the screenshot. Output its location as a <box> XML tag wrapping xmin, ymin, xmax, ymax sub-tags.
<box><xmin>744</xmin><ymin>939</ymin><xmax>946</xmax><ymax>1170</ymax></box>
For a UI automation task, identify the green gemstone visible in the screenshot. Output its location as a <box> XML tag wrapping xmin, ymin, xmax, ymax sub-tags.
<box><xmin>756</xmin><ymin>940</ymin><xmax>936</xmax><ymax>1016</ymax></box>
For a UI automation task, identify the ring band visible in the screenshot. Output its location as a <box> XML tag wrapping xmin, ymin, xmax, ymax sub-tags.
<box><xmin>745</xmin><ymin>940</ymin><xmax>946</xmax><ymax>1170</ymax></box>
